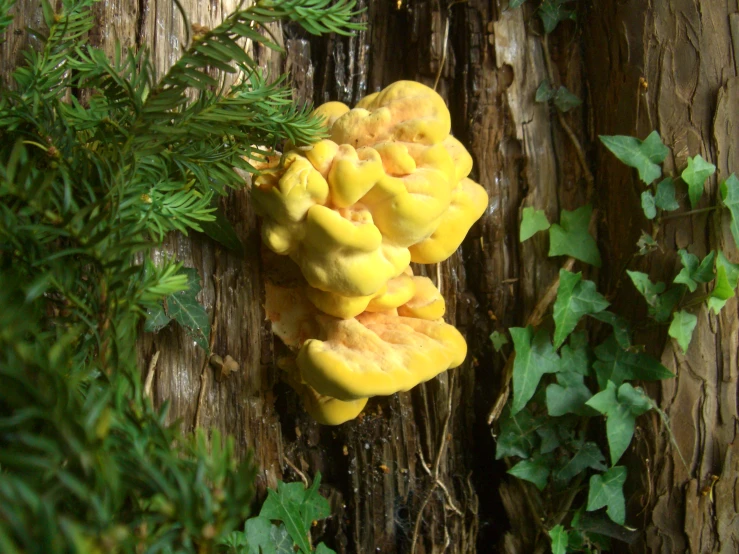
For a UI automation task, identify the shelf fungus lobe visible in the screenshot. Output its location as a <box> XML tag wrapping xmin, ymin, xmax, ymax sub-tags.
<box><xmin>253</xmin><ymin>81</ymin><xmax>488</xmax><ymax>424</ymax></box>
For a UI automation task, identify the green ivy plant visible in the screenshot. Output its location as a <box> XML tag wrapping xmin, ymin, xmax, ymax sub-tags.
<box><xmin>496</xmin><ymin>125</ymin><xmax>737</xmax><ymax>553</ymax></box>
<box><xmin>219</xmin><ymin>473</ymin><xmax>335</xmax><ymax>554</ymax></box>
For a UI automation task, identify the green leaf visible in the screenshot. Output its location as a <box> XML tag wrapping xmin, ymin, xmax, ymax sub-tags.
<box><xmin>640</xmin><ymin>190</ymin><xmax>656</xmax><ymax>220</ymax></box>
<box><xmin>586</xmin><ymin>382</ymin><xmax>652</xmax><ymax>465</ymax></box>
<box><xmin>536</xmin><ymin>424</ymin><xmax>562</xmax><ymax>454</ymax></box>
<box><xmin>599</xmin><ymin>131</ymin><xmax>668</xmax><ymax>185</ymax></box>
<box><xmin>668</xmin><ymin>310</ymin><xmax>698</xmax><ymax>352</ymax></box>
<box><xmin>538</xmin><ymin>0</ymin><xmax>576</xmax><ymax>34</ymax></box>
<box><xmin>490</xmin><ymin>330</ymin><xmax>509</xmax><ymax>352</ymax></box>
<box><xmin>627</xmin><ymin>271</ymin><xmax>684</xmax><ymax>322</ymax></box>
<box><xmin>549</xmin><ymin>205</ymin><xmax>601</xmax><ymax>267</ymax></box>
<box><xmin>507</xmin><ymin>456</ymin><xmax>552</xmax><ymax>491</ymax></box>
<box><xmin>636</xmin><ymin>231</ymin><xmax>658</xmax><ymax>256</ymax></box>
<box><xmin>560</xmin><ymin>331</ymin><xmax>591</xmax><ymax>375</ymax></box>
<box><xmin>144</xmin><ymin>303</ymin><xmax>172</xmax><ymax>333</ymax></box>
<box><xmin>553</xmin><ymin>86</ymin><xmax>582</xmax><ymax>112</ymax></box>
<box><xmin>166</xmin><ymin>268</ymin><xmax>210</xmax><ymax>352</ymax></box>
<box><xmin>681</xmin><ymin>154</ymin><xmax>716</xmax><ymax>208</ymax></box>
<box><xmin>198</xmin><ymin>205</ymin><xmax>245</xmax><ymax>254</ymax></box>
<box><xmin>626</xmin><ymin>270</ymin><xmax>664</xmax><ymax>305</ymax></box>
<box><xmin>315</xmin><ymin>543</ymin><xmax>337</xmax><ymax>554</ymax></box>
<box><xmin>717</xmin><ymin>251</ymin><xmax>739</xmax><ymax>289</ymax></box>
<box><xmin>592</xmin><ymin>335</ymin><xmax>674</xmax><ymax>389</ymax></box>
<box><xmin>549</xmin><ymin>525</ymin><xmax>569</xmax><ymax>554</ymax></box>
<box><xmin>707</xmin><ymin>263</ymin><xmax>735</xmax><ymax>314</ymax></box>
<box><xmin>654</xmin><ymin>177</ymin><xmax>680</xmax><ymax>211</ymax></box>
<box><xmin>674</xmin><ymin>250</ymin><xmax>715</xmax><ymax>292</ymax></box>
<box><xmin>244</xmin><ymin>517</ymin><xmax>278</xmax><ymax>554</ymax></box>
<box><xmin>510</xmin><ymin>327</ymin><xmax>561</xmax><ymax>414</ymax></box>
<box><xmin>535</xmin><ymin>80</ymin><xmax>555</xmax><ymax>103</ymax></box>
<box><xmin>589</xmin><ymin>311</ymin><xmax>631</xmax><ymax>348</ymax></box>
<box><xmin>271</xmin><ymin>523</ymin><xmax>294</xmax><ymax>554</ymax></box>
<box><xmin>495</xmin><ymin>408</ymin><xmax>542</xmax><ymax>459</ymax></box>
<box><xmin>555</xmin><ymin>442</ymin><xmax>607</xmax><ymax>483</ymax></box>
<box><xmin>553</xmin><ymin>270</ymin><xmax>609</xmax><ymax>348</ymax></box>
<box><xmin>509</xmin><ymin>0</ymin><xmax>527</xmax><ymax>8</ymax></box>
<box><xmin>260</xmin><ymin>484</ymin><xmax>312</xmax><ymax>553</ymax></box>
<box><xmin>587</xmin><ymin>467</ymin><xmax>627</xmax><ymax>525</ymax></box>
<box><xmin>520</xmin><ymin>206</ymin><xmax>551</xmax><ymax>242</ymax></box>
<box><xmin>546</xmin><ymin>371</ymin><xmax>593</xmax><ymax>416</ymax></box>
<box><xmin>720</xmin><ymin>174</ymin><xmax>739</xmax><ymax>248</ymax></box>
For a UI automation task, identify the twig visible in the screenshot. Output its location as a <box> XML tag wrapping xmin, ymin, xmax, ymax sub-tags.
<box><xmin>194</xmin><ymin>251</ymin><xmax>222</xmax><ymax>430</ymax></box>
<box><xmin>283</xmin><ymin>456</ymin><xmax>309</xmax><ymax>488</ymax></box>
<box><xmin>144</xmin><ymin>350</ymin><xmax>160</xmax><ymax>400</ymax></box>
<box><xmin>660</xmin><ymin>206</ymin><xmax>716</xmax><ymax>221</ymax></box>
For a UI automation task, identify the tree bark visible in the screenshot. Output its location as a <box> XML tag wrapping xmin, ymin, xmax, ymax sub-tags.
<box><xmin>585</xmin><ymin>2</ymin><xmax>739</xmax><ymax>552</ymax></box>
<box><xmin>2</xmin><ymin>0</ymin><xmax>737</xmax><ymax>552</ymax></box>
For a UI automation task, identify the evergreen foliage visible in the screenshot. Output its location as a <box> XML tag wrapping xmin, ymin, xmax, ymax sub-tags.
<box><xmin>0</xmin><ymin>0</ymin><xmax>360</xmax><ymax>551</ymax></box>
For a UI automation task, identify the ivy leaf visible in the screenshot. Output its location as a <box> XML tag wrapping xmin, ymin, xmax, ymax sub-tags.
<box><xmin>144</xmin><ymin>303</ymin><xmax>172</xmax><ymax>333</ymax></box>
<box><xmin>549</xmin><ymin>525</ymin><xmax>569</xmax><ymax>554</ymax></box>
<box><xmin>626</xmin><ymin>270</ymin><xmax>664</xmax><ymax>306</ymax></box>
<box><xmin>707</xmin><ymin>263</ymin><xmax>735</xmax><ymax>314</ymax></box>
<box><xmin>599</xmin><ymin>131</ymin><xmax>668</xmax><ymax>185</ymax></box>
<box><xmin>166</xmin><ymin>267</ymin><xmax>211</xmax><ymax>352</ymax></box>
<box><xmin>654</xmin><ymin>177</ymin><xmax>680</xmax><ymax>211</ymax></box>
<box><xmin>593</xmin><ymin>335</ymin><xmax>674</xmax><ymax>390</ymax></box>
<box><xmin>199</xmin><ymin>204</ymin><xmax>245</xmax><ymax>255</ymax></box>
<box><xmin>271</xmin><ymin>524</ymin><xmax>295</xmax><ymax>554</ymax></box>
<box><xmin>509</xmin><ymin>0</ymin><xmax>527</xmax><ymax>8</ymax></box>
<box><xmin>717</xmin><ymin>251</ymin><xmax>739</xmax><ymax>288</ymax></box>
<box><xmin>553</xmin><ymin>270</ymin><xmax>610</xmax><ymax>348</ymax></box>
<box><xmin>520</xmin><ymin>206</ymin><xmax>551</xmax><ymax>241</ymax></box>
<box><xmin>315</xmin><ymin>543</ymin><xmax>337</xmax><ymax>554</ymax></box>
<box><xmin>546</xmin><ymin>372</ymin><xmax>593</xmax><ymax>416</ymax></box>
<box><xmin>549</xmin><ymin>205</ymin><xmax>602</xmax><ymax>267</ymax></box>
<box><xmin>560</xmin><ymin>331</ymin><xmax>591</xmax><ymax>375</ymax></box>
<box><xmin>627</xmin><ymin>271</ymin><xmax>683</xmax><ymax>322</ymax></box>
<box><xmin>640</xmin><ymin>191</ymin><xmax>657</xmax><ymax>220</ymax></box>
<box><xmin>589</xmin><ymin>311</ymin><xmax>631</xmax><ymax>348</ymax></box>
<box><xmin>510</xmin><ymin>327</ymin><xmax>561</xmax><ymax>414</ymax></box>
<box><xmin>587</xmin><ymin>466</ymin><xmax>627</xmax><ymax>525</ymax></box>
<box><xmin>538</xmin><ymin>0</ymin><xmax>576</xmax><ymax>34</ymax></box>
<box><xmin>490</xmin><ymin>330</ymin><xmax>509</xmax><ymax>352</ymax></box>
<box><xmin>535</xmin><ymin>80</ymin><xmax>556</xmax><ymax>103</ymax></box>
<box><xmin>244</xmin><ymin>516</ymin><xmax>277</xmax><ymax>554</ymax></box>
<box><xmin>668</xmin><ymin>310</ymin><xmax>697</xmax><ymax>354</ymax></box>
<box><xmin>259</xmin><ymin>475</ymin><xmax>329</xmax><ymax>554</ymax></box>
<box><xmin>553</xmin><ymin>86</ymin><xmax>582</xmax><ymax>112</ymax></box>
<box><xmin>586</xmin><ymin>382</ymin><xmax>652</xmax><ymax>465</ymax></box>
<box><xmin>636</xmin><ymin>231</ymin><xmax>658</xmax><ymax>256</ymax></box>
<box><xmin>536</xmin><ymin>424</ymin><xmax>562</xmax><ymax>454</ymax></box>
<box><xmin>555</xmin><ymin>442</ymin><xmax>607</xmax><ymax>483</ymax></box>
<box><xmin>681</xmin><ymin>154</ymin><xmax>716</xmax><ymax>208</ymax></box>
<box><xmin>720</xmin><ymin>174</ymin><xmax>739</xmax><ymax>248</ymax></box>
<box><xmin>674</xmin><ymin>250</ymin><xmax>715</xmax><ymax>292</ymax></box>
<box><xmin>507</xmin><ymin>456</ymin><xmax>553</xmax><ymax>490</ymax></box>
<box><xmin>495</xmin><ymin>407</ymin><xmax>542</xmax><ymax>459</ymax></box>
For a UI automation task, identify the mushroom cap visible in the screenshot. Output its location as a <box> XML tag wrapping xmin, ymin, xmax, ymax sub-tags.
<box><xmin>297</xmin><ymin>311</ymin><xmax>467</xmax><ymax>401</ymax></box>
<box><xmin>251</xmin><ymin>80</ymin><xmax>488</xmax><ymax>300</ymax></box>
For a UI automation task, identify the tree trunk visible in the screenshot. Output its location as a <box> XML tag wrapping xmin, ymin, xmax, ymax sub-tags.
<box><xmin>585</xmin><ymin>2</ymin><xmax>739</xmax><ymax>552</ymax></box>
<box><xmin>1</xmin><ymin>0</ymin><xmax>737</xmax><ymax>552</ymax></box>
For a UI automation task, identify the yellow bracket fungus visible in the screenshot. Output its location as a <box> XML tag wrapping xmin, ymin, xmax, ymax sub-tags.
<box><xmin>253</xmin><ymin>80</ymin><xmax>488</xmax><ymax>424</ymax></box>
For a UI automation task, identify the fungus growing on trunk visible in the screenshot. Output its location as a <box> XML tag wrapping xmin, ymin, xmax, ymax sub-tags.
<box><xmin>252</xmin><ymin>81</ymin><xmax>488</xmax><ymax>424</ymax></box>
